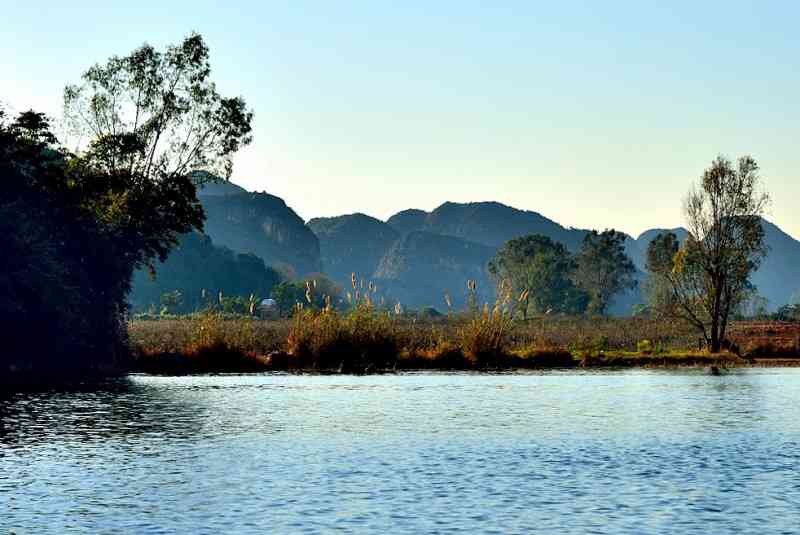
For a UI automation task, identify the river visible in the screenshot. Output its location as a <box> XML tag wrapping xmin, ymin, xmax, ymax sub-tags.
<box><xmin>2</xmin><ymin>370</ymin><xmax>799</xmax><ymax>533</ymax></box>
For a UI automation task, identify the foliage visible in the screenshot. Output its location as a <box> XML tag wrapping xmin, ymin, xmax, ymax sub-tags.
<box><xmin>457</xmin><ymin>306</ymin><xmax>514</xmax><ymax>366</ymax></box>
<box><xmin>130</xmin><ymin>232</ymin><xmax>281</xmax><ymax>314</ymax></box>
<box><xmin>488</xmin><ymin>234</ymin><xmax>588</xmax><ymax>316</ymax></box>
<box><xmin>646</xmin><ymin>155</ymin><xmax>770</xmax><ymax>352</ymax></box>
<box><xmin>63</xmin><ymin>33</ymin><xmax>253</xmax><ymax>182</ymax></box>
<box><xmin>0</xmin><ymin>34</ymin><xmax>253</xmax><ymax>382</ymax></box>
<box><xmin>286</xmin><ymin>305</ymin><xmax>399</xmax><ymax>371</ymax></box>
<box><xmin>573</xmin><ymin>230</ymin><xmax>638</xmax><ymax>315</ymax></box>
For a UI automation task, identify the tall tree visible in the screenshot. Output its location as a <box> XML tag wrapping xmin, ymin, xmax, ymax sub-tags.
<box><xmin>573</xmin><ymin>230</ymin><xmax>637</xmax><ymax>315</ymax></box>
<box><xmin>64</xmin><ymin>33</ymin><xmax>253</xmax><ymax>182</ymax></box>
<box><xmin>488</xmin><ymin>234</ymin><xmax>588</xmax><ymax>316</ymax></box>
<box><xmin>646</xmin><ymin>155</ymin><xmax>769</xmax><ymax>352</ymax></box>
<box><xmin>62</xmin><ymin>33</ymin><xmax>254</xmax><ymax>271</ymax></box>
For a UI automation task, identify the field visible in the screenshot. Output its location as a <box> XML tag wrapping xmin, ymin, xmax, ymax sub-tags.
<box><xmin>128</xmin><ymin>311</ymin><xmax>800</xmax><ymax>374</ymax></box>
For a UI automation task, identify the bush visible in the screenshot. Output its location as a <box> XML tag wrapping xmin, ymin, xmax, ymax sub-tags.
<box><xmin>637</xmin><ymin>339</ymin><xmax>654</xmax><ymax>355</ymax></box>
<box><xmin>287</xmin><ymin>305</ymin><xmax>400</xmax><ymax>371</ymax></box>
<box><xmin>458</xmin><ymin>308</ymin><xmax>513</xmax><ymax>367</ymax></box>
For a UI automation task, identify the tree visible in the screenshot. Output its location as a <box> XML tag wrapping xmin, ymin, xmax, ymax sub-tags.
<box><xmin>271</xmin><ymin>282</ymin><xmax>307</xmax><ymax>317</ymax></box>
<box><xmin>573</xmin><ymin>230</ymin><xmax>637</xmax><ymax>315</ymax></box>
<box><xmin>1</xmin><ymin>34</ymin><xmax>253</xmax><ymax>383</ymax></box>
<box><xmin>64</xmin><ymin>33</ymin><xmax>252</xmax><ymax>182</ymax></box>
<box><xmin>488</xmin><ymin>235</ymin><xmax>588</xmax><ymax>316</ymax></box>
<box><xmin>646</xmin><ymin>155</ymin><xmax>769</xmax><ymax>352</ymax></box>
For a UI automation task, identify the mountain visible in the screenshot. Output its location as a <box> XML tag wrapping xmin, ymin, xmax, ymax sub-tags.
<box><xmin>388</xmin><ymin>201</ymin><xmax>589</xmax><ymax>251</ymax></box>
<box><xmin>755</xmin><ymin>220</ymin><xmax>800</xmax><ymax>307</ymax></box>
<box><xmin>191</xmin><ymin>182</ymin><xmax>799</xmax><ymax>313</ymax></box>
<box><xmin>307</xmin><ymin>213</ymin><xmax>399</xmax><ymax>290</ymax></box>
<box><xmin>130</xmin><ymin>232</ymin><xmax>282</xmax><ymax>313</ymax></box>
<box><xmin>199</xmin><ymin>190</ymin><xmax>321</xmax><ymax>277</ymax></box>
<box><xmin>386</xmin><ymin>209</ymin><xmax>428</xmax><ymax>235</ymax></box>
<box><xmin>374</xmin><ymin>231</ymin><xmax>496</xmax><ymax>309</ymax></box>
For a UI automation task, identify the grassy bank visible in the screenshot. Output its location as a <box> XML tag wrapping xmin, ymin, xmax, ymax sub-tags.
<box><xmin>129</xmin><ymin>308</ymin><xmax>800</xmax><ymax>374</ymax></box>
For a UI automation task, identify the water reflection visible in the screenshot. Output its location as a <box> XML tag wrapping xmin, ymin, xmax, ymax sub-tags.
<box><xmin>0</xmin><ymin>378</ymin><xmax>208</xmax><ymax>447</ymax></box>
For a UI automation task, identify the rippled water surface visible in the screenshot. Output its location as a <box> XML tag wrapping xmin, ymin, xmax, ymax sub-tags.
<box><xmin>2</xmin><ymin>370</ymin><xmax>800</xmax><ymax>533</ymax></box>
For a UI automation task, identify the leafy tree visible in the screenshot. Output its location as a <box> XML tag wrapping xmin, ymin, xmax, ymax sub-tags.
<box><xmin>643</xmin><ymin>232</ymin><xmax>681</xmax><ymax>317</ymax></box>
<box><xmin>271</xmin><ymin>282</ymin><xmax>307</xmax><ymax>317</ymax></box>
<box><xmin>646</xmin><ymin>156</ymin><xmax>769</xmax><ymax>352</ymax></box>
<box><xmin>64</xmin><ymin>33</ymin><xmax>253</xmax><ymax>182</ymax></box>
<box><xmin>0</xmin><ymin>34</ymin><xmax>253</xmax><ymax>383</ymax></box>
<box><xmin>573</xmin><ymin>230</ymin><xmax>637</xmax><ymax>315</ymax></box>
<box><xmin>488</xmin><ymin>235</ymin><xmax>588</xmax><ymax>316</ymax></box>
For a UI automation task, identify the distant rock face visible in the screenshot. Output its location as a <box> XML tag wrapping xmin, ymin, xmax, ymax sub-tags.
<box><xmin>386</xmin><ymin>209</ymin><xmax>428</xmax><ymax>235</ymax></box>
<box><xmin>374</xmin><ymin>231</ymin><xmax>496</xmax><ymax>309</ymax></box>
<box><xmin>200</xmin><ymin>192</ymin><xmax>321</xmax><ymax>277</ymax></box>
<box><xmin>196</xmin><ymin>180</ymin><xmax>249</xmax><ymax>197</ymax></box>
<box><xmin>387</xmin><ymin>201</ymin><xmax>589</xmax><ymax>251</ymax></box>
<box><xmin>307</xmin><ymin>213</ymin><xmax>399</xmax><ymax>290</ymax></box>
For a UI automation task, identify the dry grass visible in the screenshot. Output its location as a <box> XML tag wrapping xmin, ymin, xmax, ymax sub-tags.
<box><xmin>129</xmin><ymin>312</ymin><xmax>800</xmax><ymax>373</ymax></box>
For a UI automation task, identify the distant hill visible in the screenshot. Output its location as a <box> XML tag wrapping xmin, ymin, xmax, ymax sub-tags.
<box><xmin>183</xmin><ymin>181</ymin><xmax>799</xmax><ymax>313</ymax></box>
<box><xmin>200</xmin><ymin>191</ymin><xmax>321</xmax><ymax>277</ymax></box>
<box><xmin>307</xmin><ymin>213</ymin><xmax>399</xmax><ymax>290</ymax></box>
<box><xmin>374</xmin><ymin>231</ymin><xmax>496</xmax><ymax>310</ymax></box>
<box><xmin>197</xmin><ymin>180</ymin><xmax>249</xmax><ymax>197</ymax></box>
<box><xmin>130</xmin><ymin>232</ymin><xmax>281</xmax><ymax>313</ymax></box>
<box><xmin>387</xmin><ymin>201</ymin><xmax>589</xmax><ymax>251</ymax></box>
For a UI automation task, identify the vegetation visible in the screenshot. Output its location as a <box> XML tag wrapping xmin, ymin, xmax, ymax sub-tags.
<box><xmin>130</xmin><ymin>232</ymin><xmax>282</xmax><ymax>314</ymax></box>
<box><xmin>646</xmin><ymin>156</ymin><xmax>770</xmax><ymax>352</ymax></box>
<box><xmin>573</xmin><ymin>230</ymin><xmax>638</xmax><ymax>315</ymax></box>
<box><xmin>488</xmin><ymin>235</ymin><xmax>587</xmax><ymax>315</ymax></box>
<box><xmin>0</xmin><ymin>34</ymin><xmax>252</xmax><ymax>384</ymax></box>
<box><xmin>487</xmin><ymin>230</ymin><xmax>636</xmax><ymax>317</ymax></box>
<box><xmin>129</xmin><ymin>310</ymin><xmax>800</xmax><ymax>374</ymax></box>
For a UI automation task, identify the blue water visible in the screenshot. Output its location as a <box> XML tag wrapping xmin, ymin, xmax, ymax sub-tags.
<box><xmin>2</xmin><ymin>370</ymin><xmax>800</xmax><ymax>534</ymax></box>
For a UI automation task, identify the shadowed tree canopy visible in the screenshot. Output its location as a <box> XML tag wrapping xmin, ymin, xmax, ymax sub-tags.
<box><xmin>1</xmin><ymin>34</ymin><xmax>254</xmax><ymax>384</ymax></box>
<box><xmin>572</xmin><ymin>230</ymin><xmax>637</xmax><ymax>315</ymax></box>
<box><xmin>488</xmin><ymin>234</ymin><xmax>588</xmax><ymax>316</ymax></box>
<box><xmin>646</xmin><ymin>155</ymin><xmax>769</xmax><ymax>352</ymax></box>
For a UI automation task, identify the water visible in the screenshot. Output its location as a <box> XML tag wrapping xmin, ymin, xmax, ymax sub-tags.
<box><xmin>2</xmin><ymin>370</ymin><xmax>800</xmax><ymax>534</ymax></box>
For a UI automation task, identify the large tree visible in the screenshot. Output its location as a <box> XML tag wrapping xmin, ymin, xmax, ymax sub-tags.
<box><xmin>646</xmin><ymin>155</ymin><xmax>769</xmax><ymax>352</ymax></box>
<box><xmin>488</xmin><ymin>234</ymin><xmax>588</xmax><ymax>316</ymax></box>
<box><xmin>1</xmin><ymin>34</ymin><xmax>253</xmax><ymax>383</ymax></box>
<box><xmin>64</xmin><ymin>33</ymin><xmax>252</xmax><ymax>182</ymax></box>
<box><xmin>572</xmin><ymin>230</ymin><xmax>637</xmax><ymax>315</ymax></box>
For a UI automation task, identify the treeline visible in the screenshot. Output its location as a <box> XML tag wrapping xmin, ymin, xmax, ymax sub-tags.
<box><xmin>131</xmin><ymin>232</ymin><xmax>281</xmax><ymax>315</ymax></box>
<box><xmin>488</xmin><ymin>230</ymin><xmax>637</xmax><ymax>316</ymax></box>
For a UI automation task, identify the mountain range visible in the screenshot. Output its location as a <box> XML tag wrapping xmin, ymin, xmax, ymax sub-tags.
<box><xmin>131</xmin><ymin>181</ymin><xmax>800</xmax><ymax>313</ymax></box>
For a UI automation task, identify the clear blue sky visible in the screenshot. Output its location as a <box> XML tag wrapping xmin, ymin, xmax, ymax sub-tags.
<box><xmin>3</xmin><ymin>1</ymin><xmax>798</xmax><ymax>238</ymax></box>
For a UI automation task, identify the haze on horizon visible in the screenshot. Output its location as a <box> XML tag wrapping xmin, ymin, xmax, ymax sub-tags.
<box><xmin>3</xmin><ymin>1</ymin><xmax>798</xmax><ymax>239</ymax></box>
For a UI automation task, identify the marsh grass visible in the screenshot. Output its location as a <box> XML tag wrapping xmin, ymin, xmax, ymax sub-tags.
<box><xmin>129</xmin><ymin>312</ymin><xmax>798</xmax><ymax>373</ymax></box>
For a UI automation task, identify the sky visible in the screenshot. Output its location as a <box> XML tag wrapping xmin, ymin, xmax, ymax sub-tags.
<box><xmin>2</xmin><ymin>1</ymin><xmax>799</xmax><ymax>239</ymax></box>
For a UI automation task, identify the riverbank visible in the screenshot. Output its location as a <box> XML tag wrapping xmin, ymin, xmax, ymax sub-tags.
<box><xmin>129</xmin><ymin>312</ymin><xmax>800</xmax><ymax>374</ymax></box>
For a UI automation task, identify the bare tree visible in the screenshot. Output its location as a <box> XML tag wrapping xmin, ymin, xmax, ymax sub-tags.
<box><xmin>646</xmin><ymin>155</ymin><xmax>769</xmax><ymax>352</ymax></box>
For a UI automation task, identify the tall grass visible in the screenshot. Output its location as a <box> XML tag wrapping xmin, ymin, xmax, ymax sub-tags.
<box><xmin>287</xmin><ymin>304</ymin><xmax>400</xmax><ymax>371</ymax></box>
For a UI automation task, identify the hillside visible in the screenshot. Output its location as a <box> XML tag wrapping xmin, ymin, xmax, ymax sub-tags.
<box><xmin>130</xmin><ymin>232</ymin><xmax>282</xmax><ymax>314</ymax></box>
<box><xmin>199</xmin><ymin>191</ymin><xmax>321</xmax><ymax>277</ymax></box>
<box><xmin>307</xmin><ymin>213</ymin><xmax>399</xmax><ymax>290</ymax></box>
<box><xmin>374</xmin><ymin>231</ymin><xmax>496</xmax><ymax>309</ymax></box>
<box><xmin>387</xmin><ymin>201</ymin><xmax>589</xmax><ymax>251</ymax></box>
